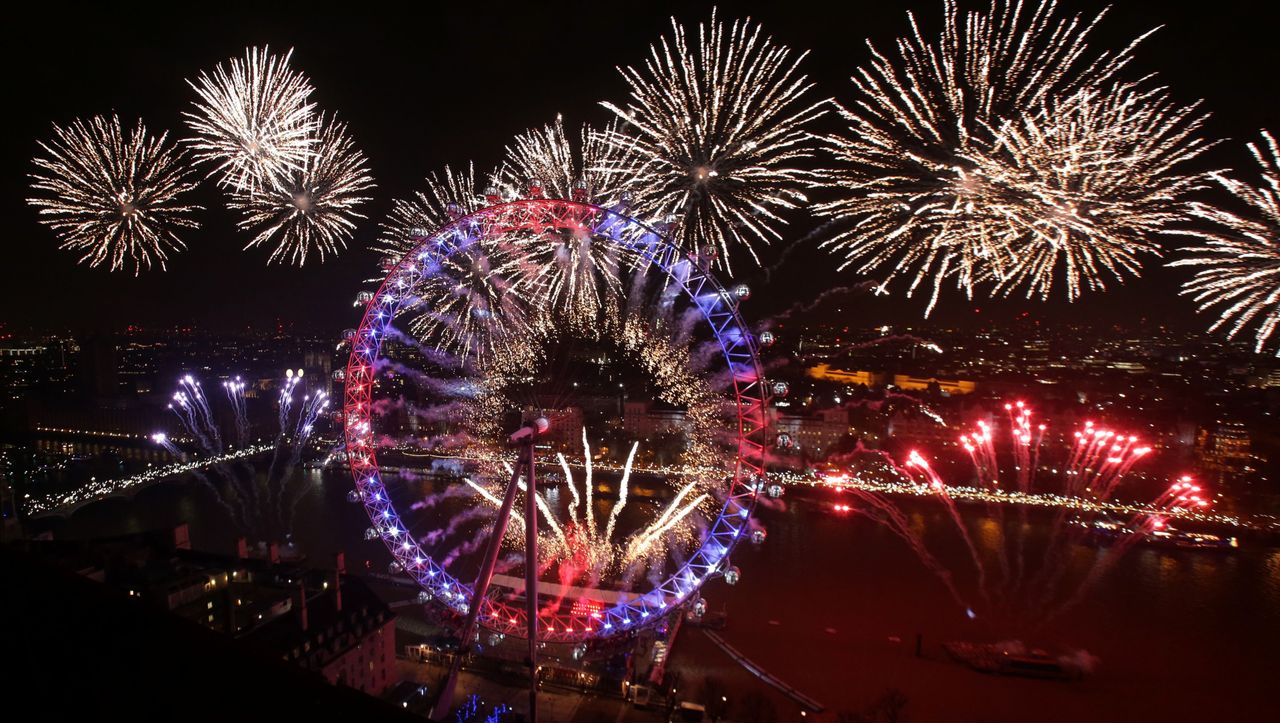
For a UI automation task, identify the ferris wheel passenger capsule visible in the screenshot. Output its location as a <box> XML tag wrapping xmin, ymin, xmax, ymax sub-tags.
<box><xmin>733</xmin><ymin>283</ymin><xmax>751</xmax><ymax>301</ymax></box>
<box><xmin>758</xmin><ymin>331</ymin><xmax>776</xmax><ymax>347</ymax></box>
<box><xmin>484</xmin><ymin>186</ymin><xmax>502</xmax><ymax>205</ymax></box>
<box><xmin>723</xmin><ymin>566</ymin><xmax>741</xmax><ymax>585</ymax></box>
<box><xmin>766</xmin><ymin>482</ymin><xmax>785</xmax><ymax>499</ymax></box>
<box><xmin>388</xmin><ymin>561</ymin><xmax>403</xmax><ymax>574</ymax></box>
<box><xmin>445</xmin><ymin>202</ymin><xmax>463</xmax><ymax>220</ymax></box>
<box><xmin>571</xmin><ymin>182</ymin><xmax>588</xmax><ymax>202</ymax></box>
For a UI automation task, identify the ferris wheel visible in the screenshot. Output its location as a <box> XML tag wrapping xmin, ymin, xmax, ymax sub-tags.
<box><xmin>343</xmin><ymin>197</ymin><xmax>771</xmax><ymax>655</ymax></box>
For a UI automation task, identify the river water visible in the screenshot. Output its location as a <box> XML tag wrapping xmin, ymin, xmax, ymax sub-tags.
<box><xmin>28</xmin><ymin>468</ymin><xmax>1280</xmax><ymax>721</ymax></box>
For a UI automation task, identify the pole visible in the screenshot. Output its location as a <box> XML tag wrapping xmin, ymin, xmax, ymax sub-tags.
<box><xmin>430</xmin><ymin>456</ymin><xmax>525</xmax><ymax>721</ymax></box>
<box><xmin>524</xmin><ymin>439</ymin><xmax>540</xmax><ymax>723</ymax></box>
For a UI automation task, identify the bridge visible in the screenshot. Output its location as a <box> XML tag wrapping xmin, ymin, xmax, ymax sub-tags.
<box><xmin>24</xmin><ymin>444</ymin><xmax>273</xmax><ymax>519</ymax></box>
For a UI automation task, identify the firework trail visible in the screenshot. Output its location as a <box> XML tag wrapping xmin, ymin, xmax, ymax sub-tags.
<box><xmin>845</xmin><ymin>402</ymin><xmax>1175</xmax><ymax>634</ymax></box>
<box><xmin>582</xmin><ymin>427</ymin><xmax>596</xmax><ymax>534</ymax></box>
<box><xmin>279</xmin><ymin>391</ymin><xmax>330</xmax><ymax>533</ymax></box>
<box><xmin>448</xmin><ymin>430</ymin><xmax>714</xmax><ymax>588</ymax></box>
<box><xmin>176</xmin><ymin>375</ymin><xmax>262</xmax><ymax>524</ymax></box>
<box><xmin>768</xmin><ymin>283</ymin><xmax>878</xmax><ymax>323</ymax></box>
<box><xmin>604</xmin><ymin>442</ymin><xmax>640</xmax><ymax>543</ymax></box>
<box><xmin>169</xmin><ymin>390</ymin><xmax>211</xmax><ymax>451</ymax></box>
<box><xmin>167</xmin><ymin>378</ymin><xmax>254</xmax><ymax>527</ymax></box>
<box><xmin>150</xmin><ymin>433</ymin><xmax>186</xmax><ymax>462</ymax></box>
<box><xmin>184</xmin><ymin>46</ymin><xmax>317</xmax><ymax>192</ymax></box>
<box><xmin>959</xmin><ymin>402</ymin><xmax>1044</xmax><ymax>585</ymax></box>
<box><xmin>155</xmin><ymin>371</ymin><xmax>330</xmax><ymax>540</ymax></box>
<box><xmin>559</xmin><ymin>453</ymin><xmax>580</xmax><ymax>519</ymax></box>
<box><xmin>1028</xmin><ymin>419</ymin><xmax>1151</xmax><ymax>608</ymax></box>
<box><xmin>840</xmin><ymin>335</ymin><xmax>945</xmax><ymax>356</ymax></box>
<box><xmin>598</xmin><ymin>8</ymin><xmax>828</xmax><ymax>272</ymax></box>
<box><xmin>903</xmin><ymin>450</ymin><xmax>989</xmax><ymax>605</ymax></box>
<box><xmin>189</xmin><ymin>469</ymin><xmax>240</xmax><ymax>522</ymax></box>
<box><xmin>494</xmin><ymin>459</ymin><xmax>570</xmax><ymax>550</ymax></box>
<box><xmin>230</xmin><ymin>113</ymin><xmax>374</xmax><ymax>266</ymax></box>
<box><xmin>180</xmin><ymin>375</ymin><xmax>223</xmax><ymax>453</ymax></box>
<box><xmin>222</xmin><ymin>377</ymin><xmax>250</xmax><ymax>446</ymax></box>
<box><xmin>814</xmin><ymin>0</ymin><xmax>1208</xmax><ymax>314</ymax></box>
<box><xmin>844</xmin><ymin>483</ymin><xmax>970</xmax><ymax>612</ymax></box>
<box><xmin>276</xmin><ymin>371</ymin><xmax>301</xmax><ymax>437</ymax></box>
<box><xmin>1172</xmin><ymin>131</ymin><xmax>1280</xmax><ymax>356</ymax></box>
<box><xmin>27</xmin><ymin>114</ymin><xmax>202</xmax><ymax>274</ymax></box>
<box><xmin>264</xmin><ymin>373</ymin><xmax>298</xmax><ymax>524</ymax></box>
<box><xmin>1045</xmin><ymin>476</ymin><xmax>1212</xmax><ymax>623</ymax></box>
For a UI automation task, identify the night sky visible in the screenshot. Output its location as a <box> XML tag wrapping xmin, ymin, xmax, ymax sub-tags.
<box><xmin>5</xmin><ymin>1</ymin><xmax>1279</xmax><ymax>334</ymax></box>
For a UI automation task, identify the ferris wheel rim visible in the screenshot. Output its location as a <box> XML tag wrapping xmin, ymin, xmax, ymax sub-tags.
<box><xmin>343</xmin><ymin>197</ymin><xmax>770</xmax><ymax>643</ymax></box>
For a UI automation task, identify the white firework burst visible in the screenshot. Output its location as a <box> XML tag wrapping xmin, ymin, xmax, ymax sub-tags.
<box><xmin>498</xmin><ymin>117</ymin><xmax>637</xmax><ymax>325</ymax></box>
<box><xmin>813</xmin><ymin>0</ymin><xmax>1206</xmax><ymax>313</ymax></box>
<box><xmin>1173</xmin><ymin>131</ymin><xmax>1280</xmax><ymax>356</ymax></box>
<box><xmin>229</xmin><ymin>114</ymin><xmax>374</xmax><ymax>266</ymax></box>
<box><xmin>598</xmin><ymin>9</ymin><xmax>827</xmax><ymax>272</ymax></box>
<box><xmin>971</xmin><ymin>85</ymin><xmax>1211</xmax><ymax>300</ymax></box>
<box><xmin>403</xmin><ymin>238</ymin><xmax>537</xmax><ymax>366</ymax></box>
<box><xmin>184</xmin><ymin>46</ymin><xmax>317</xmax><ymax>192</ymax></box>
<box><xmin>376</xmin><ymin>163</ymin><xmax>492</xmax><ymax>258</ymax></box>
<box><xmin>28</xmin><ymin>114</ymin><xmax>201</xmax><ymax>274</ymax></box>
<box><xmin>501</xmin><ymin>115</ymin><xmax>638</xmax><ymax>204</ymax></box>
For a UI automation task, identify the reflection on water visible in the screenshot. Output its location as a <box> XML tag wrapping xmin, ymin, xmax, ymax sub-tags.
<box><xmin>29</xmin><ymin>469</ymin><xmax>1280</xmax><ymax>719</ymax></box>
<box><xmin>689</xmin><ymin>495</ymin><xmax>1280</xmax><ymax>721</ymax></box>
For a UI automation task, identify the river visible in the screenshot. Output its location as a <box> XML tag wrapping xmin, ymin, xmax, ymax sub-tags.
<box><xmin>27</xmin><ymin>468</ymin><xmax>1280</xmax><ymax>722</ymax></box>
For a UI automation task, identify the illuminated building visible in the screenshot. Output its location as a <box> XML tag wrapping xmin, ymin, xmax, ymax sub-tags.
<box><xmin>528</xmin><ymin>406</ymin><xmax>584</xmax><ymax>448</ymax></box>
<box><xmin>622</xmin><ymin>400</ymin><xmax>689</xmax><ymax>442</ymax></box>
<box><xmin>1198</xmin><ymin>421</ymin><xmax>1253</xmax><ymax>474</ymax></box>
<box><xmin>806</xmin><ymin>364</ymin><xmax>887</xmax><ymax>386</ymax></box>
<box><xmin>887</xmin><ymin>411</ymin><xmax>957</xmax><ymax>447</ymax></box>
<box><xmin>31</xmin><ymin>527</ymin><xmax>399</xmax><ymax>696</ymax></box>
<box><xmin>775</xmin><ymin>407</ymin><xmax>852</xmax><ymax>459</ymax></box>
<box><xmin>891</xmin><ymin>374</ymin><xmax>976</xmax><ymax>395</ymax></box>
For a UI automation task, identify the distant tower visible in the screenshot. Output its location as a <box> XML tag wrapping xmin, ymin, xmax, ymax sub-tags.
<box><xmin>302</xmin><ymin>348</ymin><xmax>333</xmax><ymax>396</ymax></box>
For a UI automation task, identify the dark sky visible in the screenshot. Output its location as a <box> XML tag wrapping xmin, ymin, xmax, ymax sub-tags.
<box><xmin>5</xmin><ymin>1</ymin><xmax>1279</xmax><ymax>335</ymax></box>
